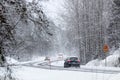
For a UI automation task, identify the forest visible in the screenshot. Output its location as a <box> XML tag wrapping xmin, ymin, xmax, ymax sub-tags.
<box><xmin>0</xmin><ymin>0</ymin><xmax>120</xmax><ymax>66</ymax></box>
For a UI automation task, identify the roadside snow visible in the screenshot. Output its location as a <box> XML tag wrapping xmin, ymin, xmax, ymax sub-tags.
<box><xmin>2</xmin><ymin>54</ymin><xmax>120</xmax><ymax>80</ymax></box>
<box><xmin>13</xmin><ymin>66</ymin><xmax>114</xmax><ymax>80</ymax></box>
<box><xmin>6</xmin><ymin>57</ymin><xmax>18</xmax><ymax>65</ymax></box>
<box><xmin>0</xmin><ymin>55</ymin><xmax>120</xmax><ymax>80</ymax></box>
<box><xmin>18</xmin><ymin>57</ymin><xmax>45</xmax><ymax>65</ymax></box>
<box><xmin>0</xmin><ymin>67</ymin><xmax>6</xmax><ymax>79</ymax></box>
<box><xmin>100</xmin><ymin>54</ymin><xmax>119</xmax><ymax>67</ymax></box>
<box><xmin>51</xmin><ymin>61</ymin><xmax>64</xmax><ymax>66</ymax></box>
<box><xmin>86</xmin><ymin>48</ymin><xmax>120</xmax><ymax>67</ymax></box>
<box><xmin>86</xmin><ymin>59</ymin><xmax>101</xmax><ymax>66</ymax></box>
<box><xmin>51</xmin><ymin>60</ymin><xmax>120</xmax><ymax>72</ymax></box>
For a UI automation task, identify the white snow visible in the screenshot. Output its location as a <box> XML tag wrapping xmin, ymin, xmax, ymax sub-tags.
<box><xmin>12</xmin><ymin>66</ymin><xmax>115</xmax><ymax>80</ymax></box>
<box><xmin>51</xmin><ymin>61</ymin><xmax>64</xmax><ymax>66</ymax></box>
<box><xmin>6</xmin><ymin>57</ymin><xmax>18</xmax><ymax>65</ymax></box>
<box><xmin>26</xmin><ymin>0</ymin><xmax>33</xmax><ymax>2</ymax></box>
<box><xmin>86</xmin><ymin>48</ymin><xmax>120</xmax><ymax>67</ymax></box>
<box><xmin>0</xmin><ymin>67</ymin><xmax>6</xmax><ymax>79</ymax></box>
<box><xmin>86</xmin><ymin>59</ymin><xmax>101</xmax><ymax>66</ymax></box>
<box><xmin>18</xmin><ymin>57</ymin><xmax>45</xmax><ymax>65</ymax></box>
<box><xmin>1</xmin><ymin>50</ymin><xmax>120</xmax><ymax>80</ymax></box>
<box><xmin>100</xmin><ymin>54</ymin><xmax>119</xmax><ymax>67</ymax></box>
<box><xmin>109</xmin><ymin>73</ymin><xmax>120</xmax><ymax>80</ymax></box>
<box><xmin>51</xmin><ymin>60</ymin><xmax>120</xmax><ymax>73</ymax></box>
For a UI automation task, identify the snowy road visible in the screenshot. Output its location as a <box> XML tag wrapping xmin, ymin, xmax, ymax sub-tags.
<box><xmin>22</xmin><ymin>60</ymin><xmax>120</xmax><ymax>74</ymax></box>
<box><xmin>1</xmin><ymin>57</ymin><xmax>120</xmax><ymax>80</ymax></box>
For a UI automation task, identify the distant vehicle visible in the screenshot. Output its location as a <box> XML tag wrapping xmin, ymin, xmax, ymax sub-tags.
<box><xmin>64</xmin><ymin>57</ymin><xmax>80</xmax><ymax>68</ymax></box>
<box><xmin>44</xmin><ymin>56</ymin><xmax>50</xmax><ymax>61</ymax></box>
<box><xmin>57</xmin><ymin>53</ymin><xmax>64</xmax><ymax>60</ymax></box>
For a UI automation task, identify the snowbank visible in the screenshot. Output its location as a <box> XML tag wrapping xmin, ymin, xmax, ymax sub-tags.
<box><xmin>86</xmin><ymin>59</ymin><xmax>101</xmax><ymax>66</ymax></box>
<box><xmin>0</xmin><ymin>67</ymin><xmax>6</xmax><ymax>80</ymax></box>
<box><xmin>6</xmin><ymin>57</ymin><xmax>19</xmax><ymax>65</ymax></box>
<box><xmin>51</xmin><ymin>61</ymin><xmax>64</xmax><ymax>66</ymax></box>
<box><xmin>86</xmin><ymin>48</ymin><xmax>120</xmax><ymax>67</ymax></box>
<box><xmin>100</xmin><ymin>54</ymin><xmax>119</xmax><ymax>67</ymax></box>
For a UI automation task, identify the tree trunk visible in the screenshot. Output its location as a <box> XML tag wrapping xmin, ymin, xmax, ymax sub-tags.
<box><xmin>0</xmin><ymin>43</ymin><xmax>6</xmax><ymax>67</ymax></box>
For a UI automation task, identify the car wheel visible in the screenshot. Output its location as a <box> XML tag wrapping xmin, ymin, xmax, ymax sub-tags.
<box><xmin>78</xmin><ymin>65</ymin><xmax>80</xmax><ymax>68</ymax></box>
<box><xmin>64</xmin><ymin>64</ymin><xmax>67</xmax><ymax>68</ymax></box>
<box><xmin>64</xmin><ymin>65</ymin><xmax>67</xmax><ymax>68</ymax></box>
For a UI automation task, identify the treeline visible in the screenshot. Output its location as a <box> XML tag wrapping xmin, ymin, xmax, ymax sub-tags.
<box><xmin>60</xmin><ymin>0</ymin><xmax>120</xmax><ymax>64</ymax></box>
<box><xmin>0</xmin><ymin>0</ymin><xmax>59</xmax><ymax>65</ymax></box>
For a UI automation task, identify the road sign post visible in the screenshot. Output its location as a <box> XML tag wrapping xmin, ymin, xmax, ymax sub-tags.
<box><xmin>103</xmin><ymin>44</ymin><xmax>109</xmax><ymax>66</ymax></box>
<box><xmin>48</xmin><ymin>59</ymin><xmax>51</xmax><ymax>70</ymax></box>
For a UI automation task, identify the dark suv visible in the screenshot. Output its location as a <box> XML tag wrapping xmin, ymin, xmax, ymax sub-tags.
<box><xmin>64</xmin><ymin>57</ymin><xmax>80</xmax><ymax>68</ymax></box>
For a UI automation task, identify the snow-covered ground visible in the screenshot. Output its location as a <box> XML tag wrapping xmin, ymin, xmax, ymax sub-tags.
<box><xmin>12</xmin><ymin>66</ymin><xmax>114</xmax><ymax>80</ymax></box>
<box><xmin>11</xmin><ymin>56</ymin><xmax>120</xmax><ymax>80</ymax></box>
<box><xmin>6</xmin><ymin>56</ymin><xmax>60</xmax><ymax>65</ymax></box>
<box><xmin>51</xmin><ymin>60</ymin><xmax>120</xmax><ymax>73</ymax></box>
<box><xmin>0</xmin><ymin>67</ymin><xmax>6</xmax><ymax>80</ymax></box>
<box><xmin>110</xmin><ymin>73</ymin><xmax>120</xmax><ymax>80</ymax></box>
<box><xmin>0</xmin><ymin>60</ymin><xmax>119</xmax><ymax>80</ymax></box>
<box><xmin>1</xmin><ymin>48</ymin><xmax>120</xmax><ymax>80</ymax></box>
<box><xmin>86</xmin><ymin>48</ymin><xmax>120</xmax><ymax>67</ymax></box>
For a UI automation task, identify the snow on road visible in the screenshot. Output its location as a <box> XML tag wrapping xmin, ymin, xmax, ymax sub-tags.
<box><xmin>51</xmin><ymin>60</ymin><xmax>120</xmax><ymax>73</ymax></box>
<box><xmin>13</xmin><ymin>66</ymin><xmax>114</xmax><ymax>80</ymax></box>
<box><xmin>1</xmin><ymin>55</ymin><xmax>120</xmax><ymax>80</ymax></box>
<box><xmin>12</xmin><ymin>59</ymin><xmax>118</xmax><ymax>80</ymax></box>
<box><xmin>0</xmin><ymin>56</ymin><xmax>120</xmax><ymax>80</ymax></box>
<box><xmin>110</xmin><ymin>73</ymin><xmax>120</xmax><ymax>80</ymax></box>
<box><xmin>51</xmin><ymin>61</ymin><xmax>64</xmax><ymax>66</ymax></box>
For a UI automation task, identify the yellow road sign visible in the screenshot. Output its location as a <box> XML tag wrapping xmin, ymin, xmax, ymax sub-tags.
<box><xmin>103</xmin><ymin>44</ymin><xmax>109</xmax><ymax>53</ymax></box>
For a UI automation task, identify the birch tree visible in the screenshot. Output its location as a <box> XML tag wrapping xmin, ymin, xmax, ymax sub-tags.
<box><xmin>62</xmin><ymin>0</ymin><xmax>112</xmax><ymax>64</ymax></box>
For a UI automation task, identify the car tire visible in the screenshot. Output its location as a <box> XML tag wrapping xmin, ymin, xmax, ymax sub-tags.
<box><xmin>64</xmin><ymin>65</ymin><xmax>67</xmax><ymax>68</ymax></box>
<box><xmin>78</xmin><ymin>65</ymin><xmax>80</xmax><ymax>68</ymax></box>
<box><xmin>64</xmin><ymin>64</ymin><xmax>67</xmax><ymax>68</ymax></box>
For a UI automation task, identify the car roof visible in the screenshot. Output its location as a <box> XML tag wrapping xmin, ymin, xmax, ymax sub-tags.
<box><xmin>68</xmin><ymin>56</ymin><xmax>78</xmax><ymax>58</ymax></box>
<box><xmin>66</xmin><ymin>56</ymin><xmax>79</xmax><ymax>59</ymax></box>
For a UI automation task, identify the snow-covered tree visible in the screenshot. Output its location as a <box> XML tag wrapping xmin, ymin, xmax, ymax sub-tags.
<box><xmin>61</xmin><ymin>0</ymin><xmax>112</xmax><ymax>64</ymax></box>
<box><xmin>0</xmin><ymin>0</ymin><xmax>56</xmax><ymax>62</ymax></box>
<box><xmin>0</xmin><ymin>0</ymin><xmax>28</xmax><ymax>66</ymax></box>
<box><xmin>107</xmin><ymin>0</ymin><xmax>120</xmax><ymax>49</ymax></box>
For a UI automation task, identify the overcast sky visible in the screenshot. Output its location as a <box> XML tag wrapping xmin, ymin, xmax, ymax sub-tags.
<box><xmin>42</xmin><ymin>0</ymin><xmax>67</xmax><ymax>30</ymax></box>
<box><xmin>41</xmin><ymin>0</ymin><xmax>64</xmax><ymax>21</ymax></box>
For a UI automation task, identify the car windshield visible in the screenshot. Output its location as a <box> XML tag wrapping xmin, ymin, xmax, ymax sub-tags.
<box><xmin>70</xmin><ymin>57</ymin><xmax>78</xmax><ymax>61</ymax></box>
